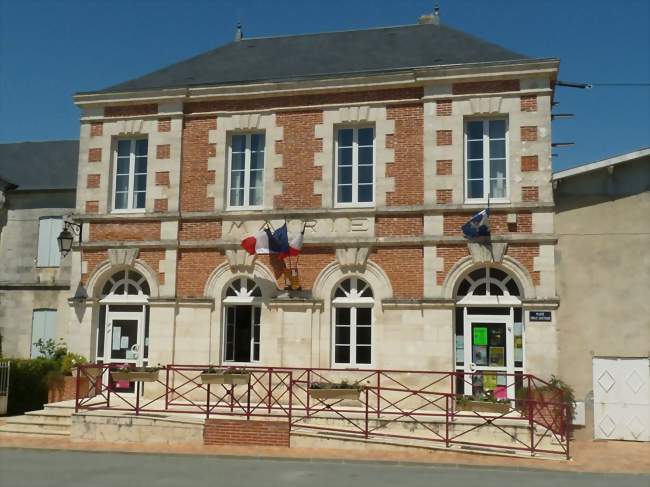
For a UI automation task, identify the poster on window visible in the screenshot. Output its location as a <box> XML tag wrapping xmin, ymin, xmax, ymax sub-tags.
<box><xmin>473</xmin><ymin>327</ymin><xmax>488</xmax><ymax>346</ymax></box>
<box><xmin>112</xmin><ymin>327</ymin><xmax>121</xmax><ymax>350</ymax></box>
<box><xmin>483</xmin><ymin>373</ymin><xmax>497</xmax><ymax>390</ymax></box>
<box><xmin>489</xmin><ymin>347</ymin><xmax>505</xmax><ymax>366</ymax></box>
<box><xmin>473</xmin><ymin>346</ymin><xmax>488</xmax><ymax>365</ymax></box>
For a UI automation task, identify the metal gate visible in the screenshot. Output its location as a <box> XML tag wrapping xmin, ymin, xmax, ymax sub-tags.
<box><xmin>593</xmin><ymin>357</ymin><xmax>650</xmax><ymax>441</ymax></box>
<box><xmin>0</xmin><ymin>361</ymin><xmax>9</xmax><ymax>415</ymax></box>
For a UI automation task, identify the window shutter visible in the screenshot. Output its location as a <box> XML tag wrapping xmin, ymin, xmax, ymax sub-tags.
<box><xmin>48</xmin><ymin>218</ymin><xmax>63</xmax><ymax>267</ymax></box>
<box><xmin>37</xmin><ymin>217</ymin><xmax>62</xmax><ymax>267</ymax></box>
<box><xmin>36</xmin><ymin>218</ymin><xmax>51</xmax><ymax>266</ymax></box>
<box><xmin>30</xmin><ymin>310</ymin><xmax>57</xmax><ymax>358</ymax></box>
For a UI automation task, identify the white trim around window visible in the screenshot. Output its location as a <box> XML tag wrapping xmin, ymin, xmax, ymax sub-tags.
<box><xmin>112</xmin><ymin>138</ymin><xmax>148</xmax><ymax>213</ymax></box>
<box><xmin>464</xmin><ymin>118</ymin><xmax>509</xmax><ymax>203</ymax></box>
<box><xmin>227</xmin><ymin>132</ymin><xmax>265</xmax><ymax>209</ymax></box>
<box><xmin>334</xmin><ymin>126</ymin><xmax>375</xmax><ymax>207</ymax></box>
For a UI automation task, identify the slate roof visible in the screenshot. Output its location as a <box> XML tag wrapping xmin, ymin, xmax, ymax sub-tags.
<box><xmin>95</xmin><ymin>23</ymin><xmax>532</xmax><ymax>94</ymax></box>
<box><xmin>0</xmin><ymin>141</ymin><xmax>79</xmax><ymax>191</ymax></box>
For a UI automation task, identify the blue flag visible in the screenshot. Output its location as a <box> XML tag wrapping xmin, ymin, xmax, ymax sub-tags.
<box><xmin>461</xmin><ymin>209</ymin><xmax>490</xmax><ymax>239</ymax></box>
<box><xmin>267</xmin><ymin>224</ymin><xmax>290</xmax><ymax>254</ymax></box>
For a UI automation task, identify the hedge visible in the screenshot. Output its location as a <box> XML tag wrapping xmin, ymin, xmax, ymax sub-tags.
<box><xmin>4</xmin><ymin>358</ymin><xmax>60</xmax><ymax>415</ymax></box>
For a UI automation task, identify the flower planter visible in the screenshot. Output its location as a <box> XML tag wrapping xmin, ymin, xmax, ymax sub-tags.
<box><xmin>200</xmin><ymin>372</ymin><xmax>250</xmax><ymax>386</ymax></box>
<box><xmin>456</xmin><ymin>400</ymin><xmax>510</xmax><ymax>415</ymax></box>
<box><xmin>308</xmin><ymin>388</ymin><xmax>361</xmax><ymax>401</ymax></box>
<box><xmin>48</xmin><ymin>376</ymin><xmax>91</xmax><ymax>403</ymax></box>
<box><xmin>111</xmin><ymin>370</ymin><xmax>160</xmax><ymax>383</ymax></box>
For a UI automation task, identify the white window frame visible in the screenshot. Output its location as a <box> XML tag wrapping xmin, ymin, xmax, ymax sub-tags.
<box><xmin>36</xmin><ymin>217</ymin><xmax>63</xmax><ymax>267</ymax></box>
<box><xmin>334</xmin><ymin>125</ymin><xmax>376</xmax><ymax>208</ymax></box>
<box><xmin>464</xmin><ymin>118</ymin><xmax>509</xmax><ymax>203</ymax></box>
<box><xmin>331</xmin><ymin>277</ymin><xmax>374</xmax><ymax>368</ymax></box>
<box><xmin>226</xmin><ymin>132</ymin><xmax>265</xmax><ymax>210</ymax></box>
<box><xmin>112</xmin><ymin>138</ymin><xmax>148</xmax><ymax>213</ymax></box>
<box><xmin>30</xmin><ymin>309</ymin><xmax>57</xmax><ymax>358</ymax></box>
<box><xmin>222</xmin><ymin>277</ymin><xmax>262</xmax><ymax>365</ymax></box>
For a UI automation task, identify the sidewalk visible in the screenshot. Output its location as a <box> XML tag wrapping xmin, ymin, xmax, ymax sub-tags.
<box><xmin>1</xmin><ymin>433</ymin><xmax>648</xmax><ymax>475</ymax></box>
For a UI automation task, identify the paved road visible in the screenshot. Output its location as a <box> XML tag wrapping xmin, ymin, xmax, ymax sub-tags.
<box><xmin>0</xmin><ymin>448</ymin><xmax>647</xmax><ymax>487</ymax></box>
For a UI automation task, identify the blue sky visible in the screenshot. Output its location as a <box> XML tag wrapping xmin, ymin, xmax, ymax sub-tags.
<box><xmin>0</xmin><ymin>0</ymin><xmax>648</xmax><ymax>170</ymax></box>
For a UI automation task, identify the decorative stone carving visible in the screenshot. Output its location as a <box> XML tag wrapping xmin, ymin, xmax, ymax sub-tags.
<box><xmin>108</xmin><ymin>248</ymin><xmax>139</xmax><ymax>267</ymax></box>
<box><xmin>226</xmin><ymin>249</ymin><xmax>256</xmax><ymax>273</ymax></box>
<box><xmin>336</xmin><ymin>247</ymin><xmax>371</xmax><ymax>270</ymax></box>
<box><xmin>468</xmin><ymin>242</ymin><xmax>508</xmax><ymax>264</ymax></box>
<box><xmin>468</xmin><ymin>97</ymin><xmax>502</xmax><ymax>115</ymax></box>
<box><xmin>119</xmin><ymin>119</ymin><xmax>145</xmax><ymax>134</ymax></box>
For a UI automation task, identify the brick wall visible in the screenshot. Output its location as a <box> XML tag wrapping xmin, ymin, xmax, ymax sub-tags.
<box><xmin>104</xmin><ymin>104</ymin><xmax>158</xmax><ymax>117</ymax></box>
<box><xmin>522</xmin><ymin>186</ymin><xmax>539</xmax><ymax>202</ymax></box>
<box><xmin>81</xmin><ymin>249</ymin><xmax>108</xmax><ymax>283</ymax></box>
<box><xmin>521</xmin><ymin>126</ymin><xmax>538</xmax><ymax>142</ymax></box>
<box><xmin>436</xmin><ymin>245</ymin><xmax>471</xmax><ymax>285</ymax></box>
<box><xmin>436</xmin><ymin>189</ymin><xmax>452</xmax><ymax>204</ymax></box>
<box><xmin>386</xmin><ymin>103</ymin><xmax>424</xmax><ymax>206</ymax></box>
<box><xmin>436</xmin><ymin>100</ymin><xmax>452</xmax><ymax>116</ymax></box>
<box><xmin>181</xmin><ymin>118</ymin><xmax>217</xmax><ymax>212</ymax></box>
<box><xmin>436</xmin><ymin>130</ymin><xmax>452</xmax><ymax>146</ymax></box>
<box><xmin>371</xmin><ymin>247</ymin><xmax>423</xmax><ymax>298</ymax></box>
<box><xmin>156</xmin><ymin>144</ymin><xmax>171</xmax><ymax>159</ymax></box>
<box><xmin>90</xmin><ymin>122</ymin><xmax>103</xmax><ymax>137</ymax></box>
<box><xmin>88</xmin><ymin>148</ymin><xmax>102</xmax><ymax>162</ymax></box>
<box><xmin>85</xmin><ymin>201</ymin><xmax>99</xmax><ymax>214</ymax></box>
<box><xmin>452</xmin><ymin>79</ymin><xmax>520</xmax><ymax>95</ymax></box>
<box><xmin>139</xmin><ymin>249</ymin><xmax>166</xmax><ymax>285</ymax></box>
<box><xmin>507</xmin><ymin>243</ymin><xmax>540</xmax><ymax>284</ymax></box>
<box><xmin>176</xmin><ymin>249</ymin><xmax>226</xmax><ymax>298</ymax></box>
<box><xmin>158</xmin><ymin>118</ymin><xmax>171</xmax><ymax>132</ymax></box>
<box><xmin>203</xmin><ymin>419</ymin><xmax>289</xmax><ymax>447</ymax></box>
<box><xmin>436</xmin><ymin>160</ymin><xmax>452</xmax><ymax>176</ymax></box>
<box><xmin>520</xmin><ymin>95</ymin><xmax>538</xmax><ymax>112</ymax></box>
<box><xmin>521</xmin><ymin>155</ymin><xmax>539</xmax><ymax>172</ymax></box>
<box><xmin>185</xmin><ymin>88</ymin><xmax>424</xmax><ymax>114</ymax></box>
<box><xmin>155</xmin><ymin>171</ymin><xmax>170</xmax><ymax>187</ymax></box>
<box><xmin>375</xmin><ymin>216</ymin><xmax>423</xmax><ymax>237</ymax></box>
<box><xmin>178</xmin><ymin>221</ymin><xmax>222</xmax><ymax>240</ymax></box>
<box><xmin>443</xmin><ymin>212</ymin><xmax>533</xmax><ymax>236</ymax></box>
<box><xmin>154</xmin><ymin>198</ymin><xmax>168</xmax><ymax>212</ymax></box>
<box><xmin>86</xmin><ymin>174</ymin><xmax>100</xmax><ymax>189</ymax></box>
<box><xmin>274</xmin><ymin>110</ymin><xmax>323</xmax><ymax>208</ymax></box>
<box><xmin>88</xmin><ymin>222</ymin><xmax>161</xmax><ymax>241</ymax></box>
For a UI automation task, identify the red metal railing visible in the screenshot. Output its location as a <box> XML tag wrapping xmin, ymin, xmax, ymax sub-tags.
<box><xmin>75</xmin><ymin>364</ymin><xmax>571</xmax><ymax>459</ymax></box>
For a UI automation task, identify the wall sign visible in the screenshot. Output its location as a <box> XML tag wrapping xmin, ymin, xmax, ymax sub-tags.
<box><xmin>529</xmin><ymin>311</ymin><xmax>552</xmax><ymax>322</ymax></box>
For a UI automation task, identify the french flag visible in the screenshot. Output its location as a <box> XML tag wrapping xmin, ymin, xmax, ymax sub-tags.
<box><xmin>241</xmin><ymin>224</ymin><xmax>303</xmax><ymax>258</ymax></box>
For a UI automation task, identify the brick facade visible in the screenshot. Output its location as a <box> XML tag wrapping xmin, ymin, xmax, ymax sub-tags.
<box><xmin>372</xmin><ymin>247</ymin><xmax>423</xmax><ymax>298</ymax></box>
<box><xmin>375</xmin><ymin>216</ymin><xmax>423</xmax><ymax>237</ymax></box>
<box><xmin>521</xmin><ymin>155</ymin><xmax>539</xmax><ymax>172</ymax></box>
<box><xmin>520</xmin><ymin>95</ymin><xmax>538</xmax><ymax>112</ymax></box>
<box><xmin>180</xmin><ymin>118</ymin><xmax>217</xmax><ymax>212</ymax></box>
<box><xmin>274</xmin><ymin>110</ymin><xmax>323</xmax><ymax>208</ymax></box>
<box><xmin>176</xmin><ymin>249</ymin><xmax>226</xmax><ymax>298</ymax></box>
<box><xmin>88</xmin><ymin>148</ymin><xmax>102</xmax><ymax>162</ymax></box>
<box><xmin>436</xmin><ymin>100</ymin><xmax>452</xmax><ymax>116</ymax></box>
<box><xmin>157</xmin><ymin>118</ymin><xmax>171</xmax><ymax>132</ymax></box>
<box><xmin>452</xmin><ymin>79</ymin><xmax>520</xmax><ymax>95</ymax></box>
<box><xmin>203</xmin><ymin>419</ymin><xmax>289</xmax><ymax>447</ymax></box>
<box><xmin>436</xmin><ymin>189</ymin><xmax>452</xmax><ymax>204</ymax></box>
<box><xmin>521</xmin><ymin>126</ymin><xmax>538</xmax><ymax>142</ymax></box>
<box><xmin>88</xmin><ymin>222</ymin><xmax>161</xmax><ymax>242</ymax></box>
<box><xmin>443</xmin><ymin>212</ymin><xmax>533</xmax><ymax>236</ymax></box>
<box><xmin>178</xmin><ymin>221</ymin><xmax>222</xmax><ymax>240</ymax></box>
<box><xmin>436</xmin><ymin>160</ymin><xmax>452</xmax><ymax>176</ymax></box>
<box><xmin>104</xmin><ymin>104</ymin><xmax>158</xmax><ymax>117</ymax></box>
<box><xmin>86</xmin><ymin>174</ymin><xmax>100</xmax><ymax>189</ymax></box>
<box><xmin>436</xmin><ymin>130</ymin><xmax>452</xmax><ymax>146</ymax></box>
<box><xmin>386</xmin><ymin>103</ymin><xmax>424</xmax><ymax>205</ymax></box>
<box><xmin>90</xmin><ymin>122</ymin><xmax>103</xmax><ymax>137</ymax></box>
<box><xmin>522</xmin><ymin>186</ymin><xmax>540</xmax><ymax>202</ymax></box>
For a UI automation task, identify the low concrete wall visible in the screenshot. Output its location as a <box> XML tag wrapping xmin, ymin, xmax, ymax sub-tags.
<box><xmin>71</xmin><ymin>413</ymin><xmax>203</xmax><ymax>445</ymax></box>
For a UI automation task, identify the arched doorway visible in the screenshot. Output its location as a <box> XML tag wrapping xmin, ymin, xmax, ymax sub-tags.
<box><xmin>95</xmin><ymin>270</ymin><xmax>151</xmax><ymax>375</ymax></box>
<box><xmin>454</xmin><ymin>267</ymin><xmax>524</xmax><ymax>399</ymax></box>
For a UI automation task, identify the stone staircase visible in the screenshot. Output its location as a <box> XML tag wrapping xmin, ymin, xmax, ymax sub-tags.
<box><xmin>0</xmin><ymin>402</ymin><xmax>74</xmax><ymax>438</ymax></box>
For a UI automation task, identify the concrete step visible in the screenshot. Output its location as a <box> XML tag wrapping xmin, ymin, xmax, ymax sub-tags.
<box><xmin>0</xmin><ymin>423</ymin><xmax>70</xmax><ymax>437</ymax></box>
<box><xmin>24</xmin><ymin>409</ymin><xmax>74</xmax><ymax>424</ymax></box>
<box><xmin>5</xmin><ymin>416</ymin><xmax>71</xmax><ymax>431</ymax></box>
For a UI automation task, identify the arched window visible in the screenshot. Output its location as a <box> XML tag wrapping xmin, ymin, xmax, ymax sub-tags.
<box><xmin>224</xmin><ymin>277</ymin><xmax>261</xmax><ymax>300</ymax></box>
<box><xmin>332</xmin><ymin>277</ymin><xmax>373</xmax><ymax>366</ymax></box>
<box><xmin>101</xmin><ymin>269</ymin><xmax>150</xmax><ymax>298</ymax></box>
<box><xmin>455</xmin><ymin>267</ymin><xmax>520</xmax><ymax>298</ymax></box>
<box><xmin>223</xmin><ymin>277</ymin><xmax>261</xmax><ymax>363</ymax></box>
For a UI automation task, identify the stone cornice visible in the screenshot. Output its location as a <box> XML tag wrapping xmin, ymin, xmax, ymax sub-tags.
<box><xmin>79</xmin><ymin>233</ymin><xmax>557</xmax><ymax>250</ymax></box>
<box><xmin>72</xmin><ymin>202</ymin><xmax>554</xmax><ymax>223</ymax></box>
<box><xmin>73</xmin><ymin>59</ymin><xmax>558</xmax><ymax>107</ymax></box>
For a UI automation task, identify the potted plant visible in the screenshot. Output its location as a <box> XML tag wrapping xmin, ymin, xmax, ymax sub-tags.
<box><xmin>200</xmin><ymin>367</ymin><xmax>250</xmax><ymax>385</ymax></box>
<box><xmin>517</xmin><ymin>375</ymin><xmax>575</xmax><ymax>434</ymax></box>
<box><xmin>308</xmin><ymin>380</ymin><xmax>363</xmax><ymax>401</ymax></box>
<box><xmin>456</xmin><ymin>390</ymin><xmax>511</xmax><ymax>415</ymax></box>
<box><xmin>110</xmin><ymin>364</ymin><xmax>162</xmax><ymax>383</ymax></box>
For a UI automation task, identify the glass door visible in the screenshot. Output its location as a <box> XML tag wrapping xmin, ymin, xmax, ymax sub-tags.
<box><xmin>104</xmin><ymin>309</ymin><xmax>145</xmax><ymax>392</ymax></box>
<box><xmin>463</xmin><ymin>315</ymin><xmax>515</xmax><ymax>399</ymax></box>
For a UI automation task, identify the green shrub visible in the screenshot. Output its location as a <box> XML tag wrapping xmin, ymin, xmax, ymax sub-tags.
<box><xmin>60</xmin><ymin>353</ymin><xmax>87</xmax><ymax>376</ymax></box>
<box><xmin>6</xmin><ymin>358</ymin><xmax>60</xmax><ymax>415</ymax></box>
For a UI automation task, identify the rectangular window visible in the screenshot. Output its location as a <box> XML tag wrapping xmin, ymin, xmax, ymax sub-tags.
<box><xmin>36</xmin><ymin>217</ymin><xmax>63</xmax><ymax>267</ymax></box>
<box><xmin>465</xmin><ymin>119</ymin><xmax>508</xmax><ymax>201</ymax></box>
<box><xmin>31</xmin><ymin>309</ymin><xmax>57</xmax><ymax>358</ymax></box>
<box><xmin>228</xmin><ymin>133</ymin><xmax>265</xmax><ymax>208</ymax></box>
<box><xmin>335</xmin><ymin>127</ymin><xmax>374</xmax><ymax>205</ymax></box>
<box><xmin>113</xmin><ymin>139</ymin><xmax>148</xmax><ymax>211</ymax></box>
<box><xmin>333</xmin><ymin>306</ymin><xmax>372</xmax><ymax>366</ymax></box>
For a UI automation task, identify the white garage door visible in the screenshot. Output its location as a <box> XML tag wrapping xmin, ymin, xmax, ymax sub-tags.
<box><xmin>593</xmin><ymin>357</ymin><xmax>650</xmax><ymax>441</ymax></box>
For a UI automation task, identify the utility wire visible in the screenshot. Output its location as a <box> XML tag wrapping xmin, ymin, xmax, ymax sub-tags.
<box><xmin>589</xmin><ymin>83</ymin><xmax>650</xmax><ymax>86</ymax></box>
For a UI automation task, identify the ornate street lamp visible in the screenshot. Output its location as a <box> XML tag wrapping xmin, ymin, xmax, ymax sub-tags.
<box><xmin>57</xmin><ymin>221</ymin><xmax>82</xmax><ymax>257</ymax></box>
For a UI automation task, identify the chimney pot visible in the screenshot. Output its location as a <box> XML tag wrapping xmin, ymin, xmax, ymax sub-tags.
<box><xmin>234</xmin><ymin>22</ymin><xmax>243</xmax><ymax>42</ymax></box>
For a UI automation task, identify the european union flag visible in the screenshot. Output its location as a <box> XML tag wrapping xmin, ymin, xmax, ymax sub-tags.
<box><xmin>461</xmin><ymin>209</ymin><xmax>490</xmax><ymax>239</ymax></box>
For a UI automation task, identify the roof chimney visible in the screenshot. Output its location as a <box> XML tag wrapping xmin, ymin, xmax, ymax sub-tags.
<box><xmin>234</xmin><ymin>22</ymin><xmax>243</xmax><ymax>42</ymax></box>
<box><xmin>418</xmin><ymin>3</ymin><xmax>441</xmax><ymax>25</ymax></box>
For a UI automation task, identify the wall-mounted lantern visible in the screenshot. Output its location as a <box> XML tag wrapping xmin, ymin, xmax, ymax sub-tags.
<box><xmin>57</xmin><ymin>221</ymin><xmax>82</xmax><ymax>257</ymax></box>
